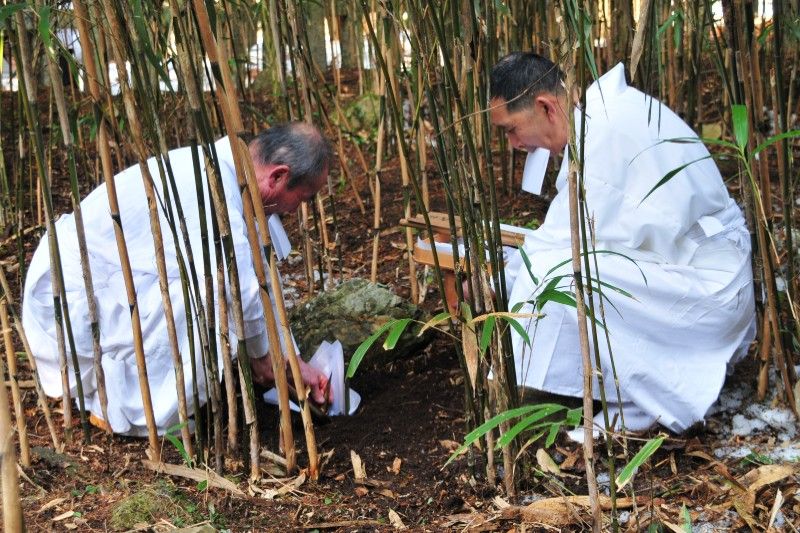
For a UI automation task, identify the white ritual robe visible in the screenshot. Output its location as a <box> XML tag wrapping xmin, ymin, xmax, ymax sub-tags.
<box><xmin>506</xmin><ymin>64</ymin><xmax>756</xmax><ymax>432</ymax></box>
<box><xmin>22</xmin><ymin>137</ymin><xmax>292</xmax><ymax>436</ymax></box>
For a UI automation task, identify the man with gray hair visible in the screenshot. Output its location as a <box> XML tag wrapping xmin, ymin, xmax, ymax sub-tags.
<box><xmin>486</xmin><ymin>52</ymin><xmax>755</xmax><ymax>435</ymax></box>
<box><xmin>23</xmin><ymin>122</ymin><xmax>334</xmax><ymax>435</ymax></box>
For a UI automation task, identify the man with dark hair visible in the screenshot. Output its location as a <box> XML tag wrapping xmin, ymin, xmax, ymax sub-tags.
<box><xmin>488</xmin><ymin>52</ymin><xmax>755</xmax><ymax>434</ymax></box>
<box><xmin>23</xmin><ymin>122</ymin><xmax>334</xmax><ymax>435</ymax></box>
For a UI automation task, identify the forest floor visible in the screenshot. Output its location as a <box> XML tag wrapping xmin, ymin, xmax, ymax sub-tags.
<box><xmin>2</xmin><ymin>87</ymin><xmax>799</xmax><ymax>532</ymax></box>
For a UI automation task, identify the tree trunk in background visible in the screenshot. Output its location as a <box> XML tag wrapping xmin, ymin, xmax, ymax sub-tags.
<box><xmin>611</xmin><ymin>0</ymin><xmax>633</xmax><ymax>66</ymax></box>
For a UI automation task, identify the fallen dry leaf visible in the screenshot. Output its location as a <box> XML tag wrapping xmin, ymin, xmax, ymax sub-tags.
<box><xmin>493</xmin><ymin>496</ymin><xmax>511</xmax><ymax>509</ymax></box>
<box><xmin>390</xmin><ymin>457</ymin><xmax>402</xmax><ymax>475</ymax></box>
<box><xmin>768</xmin><ymin>489</ymin><xmax>784</xmax><ymax>529</ymax></box>
<box><xmin>376</xmin><ymin>488</ymin><xmax>396</xmax><ymax>498</ymax></box>
<box><xmin>557</xmin><ymin>446</ymin><xmax>579</xmax><ymax>471</ymax></box>
<box><xmin>388</xmin><ymin>508</ymin><xmax>407</xmax><ymax>530</ymax></box>
<box><xmin>52</xmin><ymin>510</ymin><xmax>75</xmax><ymax>522</ymax></box>
<box><xmin>354</xmin><ymin>486</ymin><xmax>369</xmax><ymax>497</ymax></box>
<box><xmin>439</xmin><ymin>439</ymin><xmax>460</xmax><ymax>452</ymax></box>
<box><xmin>262</xmin><ymin>472</ymin><xmax>306</xmax><ymax>500</ymax></box>
<box><xmin>38</xmin><ymin>497</ymin><xmax>67</xmax><ymax>514</ymax></box>
<box><xmin>351</xmin><ymin>450</ymin><xmax>367</xmax><ymax>481</ymax></box>
<box><xmin>536</xmin><ymin>448</ymin><xmax>562</xmax><ymax>476</ymax></box>
<box><xmin>663</xmin><ymin>521</ymin><xmax>688</xmax><ymax>533</ymax></box>
<box><xmin>502</xmin><ymin>496</ymin><xmax>653</xmax><ymax>527</ymax></box>
<box><xmin>739</xmin><ymin>464</ymin><xmax>798</xmax><ymax>493</ymax></box>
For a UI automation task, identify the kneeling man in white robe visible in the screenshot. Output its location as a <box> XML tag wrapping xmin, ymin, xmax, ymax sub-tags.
<box><xmin>23</xmin><ymin>122</ymin><xmax>332</xmax><ymax>436</ymax></box>
<box><xmin>488</xmin><ymin>52</ymin><xmax>755</xmax><ymax>433</ymax></box>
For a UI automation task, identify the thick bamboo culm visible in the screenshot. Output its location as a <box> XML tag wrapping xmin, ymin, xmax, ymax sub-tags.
<box><xmin>0</xmin><ymin>357</ymin><xmax>24</xmax><ymax>532</ymax></box>
<box><xmin>12</xmin><ymin>10</ymin><xmax>90</xmax><ymax>443</ymax></box>
<box><xmin>34</xmin><ymin>0</ymin><xmax>111</xmax><ymax>436</ymax></box>
<box><xmin>73</xmin><ymin>0</ymin><xmax>164</xmax><ymax>449</ymax></box>
<box><xmin>1</xmin><ymin>301</ymin><xmax>29</xmax><ymax>467</ymax></box>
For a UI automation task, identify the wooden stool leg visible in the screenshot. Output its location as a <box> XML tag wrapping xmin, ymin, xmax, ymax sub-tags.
<box><xmin>443</xmin><ymin>270</ymin><xmax>459</xmax><ymax>315</ymax></box>
<box><xmin>433</xmin><ymin>231</ymin><xmax>459</xmax><ymax>314</ymax></box>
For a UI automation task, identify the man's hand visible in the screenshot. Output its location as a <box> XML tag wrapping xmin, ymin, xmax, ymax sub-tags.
<box><xmin>250</xmin><ymin>353</ymin><xmax>332</xmax><ymax>405</ymax></box>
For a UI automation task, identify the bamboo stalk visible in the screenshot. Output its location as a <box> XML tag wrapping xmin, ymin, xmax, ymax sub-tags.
<box><xmin>96</xmin><ymin>0</ymin><xmax>177</xmax><ymax>458</ymax></box>
<box><xmin>558</xmin><ymin>3</ymin><xmax>601</xmax><ymax>530</ymax></box>
<box><xmin>192</xmin><ymin>0</ymin><xmax>310</xmax><ymax>477</ymax></box>
<box><xmin>37</xmin><ymin>0</ymin><xmax>110</xmax><ymax>437</ymax></box>
<box><xmin>11</xmin><ymin>10</ymin><xmax>89</xmax><ymax>443</ymax></box>
<box><xmin>1</xmin><ymin>301</ymin><xmax>29</xmax><ymax>467</ymax></box>
<box><xmin>0</xmin><ymin>356</ymin><xmax>24</xmax><ymax>532</ymax></box>
<box><xmin>0</xmin><ymin>266</ymin><xmax>59</xmax><ymax>448</ymax></box>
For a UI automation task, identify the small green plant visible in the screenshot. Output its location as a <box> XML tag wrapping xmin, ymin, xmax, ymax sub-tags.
<box><xmin>163</xmin><ymin>422</ymin><xmax>193</xmax><ymax>468</ymax></box>
<box><xmin>681</xmin><ymin>504</ymin><xmax>693</xmax><ymax>532</ymax></box>
<box><xmin>740</xmin><ymin>451</ymin><xmax>774</xmax><ymax>467</ymax></box>
<box><xmin>445</xmin><ymin>403</ymin><xmax>583</xmax><ymax>466</ymax></box>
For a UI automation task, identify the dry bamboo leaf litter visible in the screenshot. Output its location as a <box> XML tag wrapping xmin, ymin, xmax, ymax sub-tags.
<box><xmin>387</xmin><ymin>508</ymin><xmax>407</xmax><ymax>529</ymax></box>
<box><xmin>350</xmin><ymin>450</ymin><xmax>366</xmax><ymax>481</ymax></box>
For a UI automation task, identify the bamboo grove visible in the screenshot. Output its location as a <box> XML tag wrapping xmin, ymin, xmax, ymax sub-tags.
<box><xmin>0</xmin><ymin>0</ymin><xmax>798</xmax><ymax>530</ymax></box>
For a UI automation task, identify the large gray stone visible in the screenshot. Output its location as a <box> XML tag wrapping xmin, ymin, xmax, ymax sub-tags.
<box><xmin>290</xmin><ymin>278</ymin><xmax>430</xmax><ymax>366</ymax></box>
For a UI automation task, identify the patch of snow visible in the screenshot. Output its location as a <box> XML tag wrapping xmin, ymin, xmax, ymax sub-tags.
<box><xmin>713</xmin><ymin>446</ymin><xmax>753</xmax><ymax>460</ymax></box>
<box><xmin>518</xmin><ymin>493</ymin><xmax>546</xmax><ymax>505</ymax></box>
<box><xmin>747</xmin><ymin>405</ymin><xmax>796</xmax><ymax>438</ymax></box>
<box><xmin>617</xmin><ymin>511</ymin><xmax>630</xmax><ymax>524</ymax></box>
<box><xmin>731</xmin><ymin>413</ymin><xmax>767</xmax><ymax>436</ymax></box>
<box><xmin>693</xmin><ymin>510</ymin><xmax>737</xmax><ymax>533</ymax></box>
<box><xmin>770</xmin><ymin>445</ymin><xmax>800</xmax><ymax>462</ymax></box>
<box><xmin>776</xmin><ymin>277</ymin><xmax>787</xmax><ymax>292</ymax></box>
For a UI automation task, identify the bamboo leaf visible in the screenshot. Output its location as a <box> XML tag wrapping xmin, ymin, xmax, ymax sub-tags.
<box><xmin>543</xmin><ymin>250</ymin><xmax>647</xmax><ymax>286</ymax></box>
<box><xmin>566</xmin><ymin>407</ymin><xmax>582</xmax><ymax>426</ymax></box>
<box><xmin>732</xmin><ymin>104</ymin><xmax>749</xmax><ymax>150</ymax></box>
<box><xmin>537</xmin><ymin>288</ymin><xmax>577</xmax><ymax>310</ymax></box>
<box><xmin>0</xmin><ymin>3</ymin><xmax>26</xmax><ymax>26</ymax></box>
<box><xmin>479</xmin><ymin>315</ymin><xmax>495</xmax><ymax>357</ymax></box>
<box><xmin>444</xmin><ymin>404</ymin><xmax>548</xmax><ymax>466</ymax></box>
<box><xmin>753</xmin><ymin>129</ymin><xmax>800</xmax><ymax>156</ymax></box>
<box><xmin>499</xmin><ymin>315</ymin><xmax>531</xmax><ymax>346</ymax></box>
<box><xmin>518</xmin><ymin>246</ymin><xmax>538</xmax><ymax>285</ymax></box>
<box><xmin>681</xmin><ymin>504</ymin><xmax>693</xmax><ymax>532</ymax></box>
<box><xmin>615</xmin><ymin>435</ymin><xmax>666</xmax><ymax>489</ymax></box>
<box><xmin>545</xmin><ymin>422</ymin><xmax>560</xmax><ymax>448</ymax></box>
<box><xmin>639</xmin><ymin>155</ymin><xmax>712</xmax><ymax>205</ymax></box>
<box><xmin>419</xmin><ymin>311</ymin><xmax>452</xmax><ymax>335</ymax></box>
<box><xmin>632</xmin><ymin>137</ymin><xmax>739</xmax><ymax>161</ymax></box>
<box><xmin>37</xmin><ymin>5</ymin><xmax>52</xmax><ymax>52</ymax></box>
<box><xmin>496</xmin><ymin>404</ymin><xmax>566</xmax><ymax>448</ymax></box>
<box><xmin>347</xmin><ymin>320</ymin><xmax>397</xmax><ymax>379</ymax></box>
<box><xmin>382</xmin><ymin>318</ymin><xmax>412</xmax><ymax>350</ymax></box>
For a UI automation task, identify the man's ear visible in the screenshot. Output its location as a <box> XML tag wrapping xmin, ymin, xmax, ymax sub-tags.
<box><xmin>267</xmin><ymin>164</ymin><xmax>291</xmax><ymax>187</ymax></box>
<box><xmin>536</xmin><ymin>93</ymin><xmax>568</xmax><ymax>123</ymax></box>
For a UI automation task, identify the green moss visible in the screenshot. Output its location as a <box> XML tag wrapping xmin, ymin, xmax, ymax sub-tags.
<box><xmin>109</xmin><ymin>482</ymin><xmax>199</xmax><ymax>531</ymax></box>
<box><xmin>109</xmin><ymin>490</ymin><xmax>160</xmax><ymax>530</ymax></box>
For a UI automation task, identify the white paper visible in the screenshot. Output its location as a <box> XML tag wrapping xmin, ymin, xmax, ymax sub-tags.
<box><xmin>268</xmin><ymin>214</ymin><xmax>292</xmax><ymax>260</ymax></box>
<box><xmin>263</xmin><ymin>340</ymin><xmax>361</xmax><ymax>416</ymax></box>
<box><xmin>521</xmin><ymin>148</ymin><xmax>551</xmax><ymax>195</ymax></box>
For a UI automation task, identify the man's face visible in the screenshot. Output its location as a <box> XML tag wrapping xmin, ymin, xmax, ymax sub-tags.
<box><xmin>489</xmin><ymin>94</ymin><xmax>569</xmax><ymax>153</ymax></box>
<box><xmin>257</xmin><ymin>163</ymin><xmax>328</xmax><ymax>215</ymax></box>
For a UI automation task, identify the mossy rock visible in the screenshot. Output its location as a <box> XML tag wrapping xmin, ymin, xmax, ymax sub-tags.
<box><xmin>342</xmin><ymin>93</ymin><xmax>381</xmax><ymax>134</ymax></box>
<box><xmin>109</xmin><ymin>483</ymin><xmax>199</xmax><ymax>531</ymax></box>
<box><xmin>290</xmin><ymin>278</ymin><xmax>431</xmax><ymax>367</ymax></box>
<box><xmin>109</xmin><ymin>489</ymin><xmax>161</xmax><ymax>530</ymax></box>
